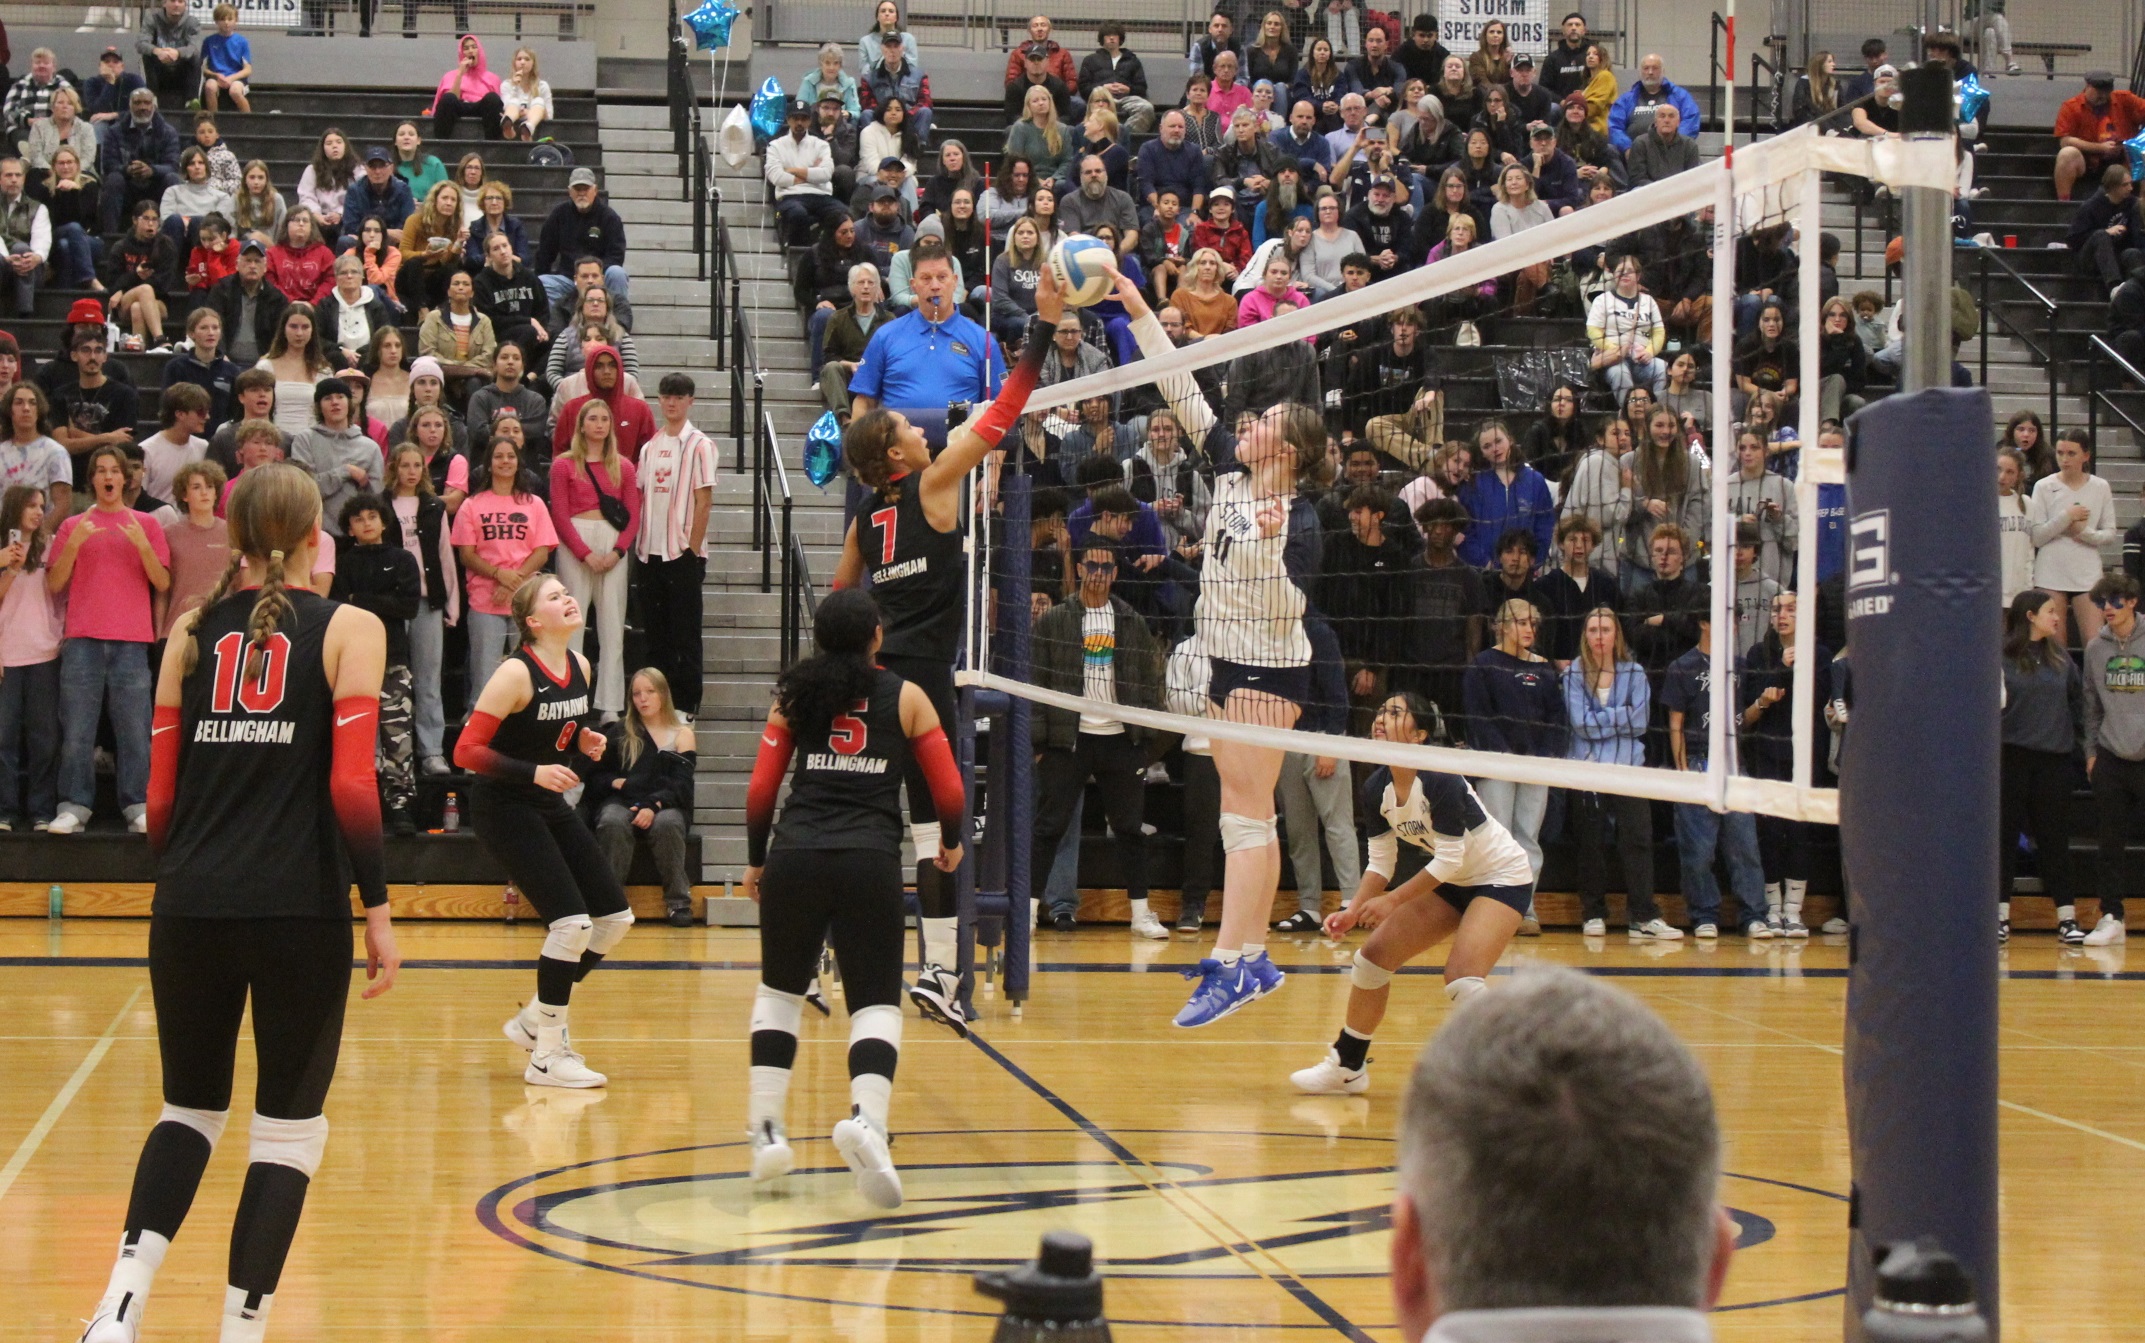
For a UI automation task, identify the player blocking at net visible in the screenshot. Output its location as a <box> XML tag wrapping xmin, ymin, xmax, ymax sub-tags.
<box><xmin>1292</xmin><ymin>692</ymin><xmax>1534</xmax><ymax>1093</ymax></box>
<box><xmin>832</xmin><ymin>245</ymin><xmax>1067</xmax><ymax>1037</ymax></box>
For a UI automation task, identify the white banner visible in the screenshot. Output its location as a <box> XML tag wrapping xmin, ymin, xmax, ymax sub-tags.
<box><xmin>186</xmin><ymin>0</ymin><xmax>300</xmax><ymax>26</ymax></box>
<box><xmin>1439</xmin><ymin>0</ymin><xmax>1551</xmax><ymax>56</ymax></box>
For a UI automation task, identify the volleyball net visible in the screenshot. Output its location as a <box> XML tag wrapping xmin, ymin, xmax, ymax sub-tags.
<box><xmin>955</xmin><ymin>126</ymin><xmax>1967</xmax><ymax>826</ymax></box>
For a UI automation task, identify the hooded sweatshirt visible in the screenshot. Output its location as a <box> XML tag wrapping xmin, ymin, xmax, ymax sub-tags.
<box><xmin>555</xmin><ymin>344</ymin><xmax>655</xmax><ymax>466</ymax></box>
<box><xmin>2084</xmin><ymin>617</ymin><xmax>2145</xmax><ymax>763</ymax></box>
<box><xmin>428</xmin><ymin>35</ymin><xmax>501</xmax><ymax>113</ymax></box>
<box><xmin>293</xmin><ymin>419</ymin><xmax>383</xmax><ymax>534</ymax></box>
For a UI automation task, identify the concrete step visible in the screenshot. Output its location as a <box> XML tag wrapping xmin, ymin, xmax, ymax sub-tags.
<box><xmin>598</xmin><ymin>104</ymin><xmax>678</xmax><ymax>132</ymax></box>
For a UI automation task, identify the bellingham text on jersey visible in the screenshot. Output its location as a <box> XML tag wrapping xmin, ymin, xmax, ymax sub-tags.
<box><xmin>194</xmin><ymin>719</ymin><xmax>298</xmax><ymax>744</ymax></box>
<box><xmin>804</xmin><ymin>752</ymin><xmax>891</xmax><ymax>774</ymax></box>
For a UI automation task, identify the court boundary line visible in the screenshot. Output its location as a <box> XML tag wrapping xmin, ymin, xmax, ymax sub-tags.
<box><xmin>966</xmin><ymin>1029</ymin><xmax>1379</xmax><ymax>1342</ymax></box>
<box><xmin>0</xmin><ymin>985</ymin><xmax>141</xmax><ymax>1208</ymax></box>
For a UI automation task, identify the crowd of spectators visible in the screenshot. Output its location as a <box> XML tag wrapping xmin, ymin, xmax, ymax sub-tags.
<box><xmin>769</xmin><ymin>8</ymin><xmax>2140</xmax><ymax>939</ymax></box>
<box><xmin>0</xmin><ymin>30</ymin><xmax>717</xmax><ymax>921</ymax></box>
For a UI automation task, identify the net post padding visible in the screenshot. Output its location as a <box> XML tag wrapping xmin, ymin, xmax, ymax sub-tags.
<box><xmin>993</xmin><ymin>475</ymin><xmax>1034</xmax><ymax>1001</ymax></box>
<box><xmin>1838</xmin><ymin>389</ymin><xmax>2001</xmax><ymax>1336</ymax></box>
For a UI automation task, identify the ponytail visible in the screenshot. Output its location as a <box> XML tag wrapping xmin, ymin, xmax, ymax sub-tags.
<box><xmin>183</xmin><ymin>463</ymin><xmax>320</xmax><ymax>676</ymax></box>
<box><xmin>245</xmin><ymin>549</ymin><xmax>294</xmax><ymax>681</ymax></box>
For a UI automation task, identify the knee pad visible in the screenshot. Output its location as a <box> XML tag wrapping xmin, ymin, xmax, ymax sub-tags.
<box><xmin>541</xmin><ymin>913</ymin><xmax>594</xmax><ymax>962</ymax></box>
<box><xmin>751</xmin><ymin>983</ymin><xmax>805</xmax><ymax>1037</ymax></box>
<box><xmin>1444</xmin><ymin>976</ymin><xmax>1486</xmax><ymax>1003</ymax></box>
<box><xmin>1350</xmin><ymin>951</ymin><xmax>1394</xmax><ymax>992</ymax></box>
<box><xmin>157</xmin><ymin>1102</ymin><xmax>229</xmax><ymax>1147</ymax></box>
<box><xmin>587</xmin><ymin>908</ymin><xmax>633</xmax><ymax>955</ymax></box>
<box><xmin>248</xmin><ymin>1113</ymin><xmax>328</xmax><ymax>1179</ymax></box>
<box><xmin>1219</xmin><ymin>812</ymin><xmax>1278</xmax><ymax>854</ymax></box>
<box><xmin>849</xmin><ymin>1002</ymin><xmax>903</xmax><ymax>1051</ymax></box>
<box><xmin>909</xmin><ymin>822</ymin><xmax>940</xmax><ymax>861</ymax></box>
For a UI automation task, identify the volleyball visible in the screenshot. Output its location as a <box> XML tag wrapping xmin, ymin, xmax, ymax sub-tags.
<box><xmin>1047</xmin><ymin>233</ymin><xmax>1117</xmax><ymax>307</ymax></box>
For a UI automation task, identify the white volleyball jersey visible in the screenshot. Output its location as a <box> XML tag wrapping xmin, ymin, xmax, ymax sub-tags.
<box><xmin>1196</xmin><ymin>469</ymin><xmax>1310</xmax><ymax>667</ymax></box>
<box><xmin>1362</xmin><ymin>767</ymin><xmax>1536</xmax><ymax>890</ymax></box>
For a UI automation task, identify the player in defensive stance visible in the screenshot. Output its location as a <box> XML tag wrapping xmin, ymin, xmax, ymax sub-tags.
<box><xmin>832</xmin><ymin>263</ymin><xmax>1063</xmax><ymax>1034</ymax></box>
<box><xmin>742</xmin><ymin>589</ymin><xmax>967</xmax><ymax>1209</ymax></box>
<box><xmin>457</xmin><ymin>576</ymin><xmax>632</xmax><ymax>1089</ymax></box>
<box><xmin>1291</xmin><ymin>692</ymin><xmax>1535</xmax><ymax>1094</ymax></box>
<box><xmin>1175</xmin><ymin>398</ymin><xmax>1333</xmax><ymax>1028</ymax></box>
<box><xmin>83</xmin><ymin>463</ymin><xmax>400</xmax><ymax>1343</ymax></box>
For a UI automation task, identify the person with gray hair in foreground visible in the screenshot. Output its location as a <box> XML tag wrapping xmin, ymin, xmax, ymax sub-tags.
<box><xmin>1389</xmin><ymin>965</ymin><xmax>1738</xmax><ymax>1343</ymax></box>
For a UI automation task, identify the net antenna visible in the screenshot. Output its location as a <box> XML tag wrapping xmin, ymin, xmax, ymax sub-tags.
<box><xmin>963</xmin><ymin>124</ymin><xmax>1954</xmax><ymax>827</ymax></box>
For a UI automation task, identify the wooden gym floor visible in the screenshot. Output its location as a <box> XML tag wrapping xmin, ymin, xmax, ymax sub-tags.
<box><xmin>4</xmin><ymin>919</ymin><xmax>2142</xmax><ymax>1341</ymax></box>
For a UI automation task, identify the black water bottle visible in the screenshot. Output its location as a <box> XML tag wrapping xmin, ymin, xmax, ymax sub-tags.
<box><xmin>1861</xmin><ymin>1240</ymin><xmax>1990</xmax><ymax>1343</ymax></box>
<box><xmin>973</xmin><ymin>1231</ymin><xmax>1112</xmax><ymax>1342</ymax></box>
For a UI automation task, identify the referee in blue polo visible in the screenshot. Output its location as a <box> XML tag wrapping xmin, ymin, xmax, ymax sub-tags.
<box><xmin>847</xmin><ymin>237</ymin><xmax>1005</xmax><ymax>424</ymax></box>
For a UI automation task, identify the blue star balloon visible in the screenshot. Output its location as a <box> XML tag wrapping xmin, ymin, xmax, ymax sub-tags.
<box><xmin>684</xmin><ymin>0</ymin><xmax>738</xmax><ymax>51</ymax></box>
<box><xmin>2130</xmin><ymin>126</ymin><xmax>2145</xmax><ymax>182</ymax></box>
<box><xmin>749</xmin><ymin>76</ymin><xmax>789</xmax><ymax>143</ymax></box>
<box><xmin>1955</xmin><ymin>72</ymin><xmax>1989</xmax><ymax>127</ymax></box>
<box><xmin>804</xmin><ymin>411</ymin><xmax>843</xmax><ymax>489</ymax></box>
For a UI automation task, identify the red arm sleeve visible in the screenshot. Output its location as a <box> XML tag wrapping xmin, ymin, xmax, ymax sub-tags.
<box><xmin>968</xmin><ymin>319</ymin><xmax>1052</xmax><ymax>448</ymax></box>
<box><xmin>746</xmin><ymin>720</ymin><xmax>795</xmax><ymax>866</ymax></box>
<box><xmin>454</xmin><ymin>709</ymin><xmax>538</xmax><ymax>783</ymax></box>
<box><xmin>331</xmin><ymin>696</ymin><xmax>388</xmax><ymax>909</ymax></box>
<box><xmin>910</xmin><ymin>725</ymin><xmax>967</xmax><ymax>853</ymax></box>
<box><xmin>147</xmin><ymin>703</ymin><xmax>181</xmax><ymax>854</ymax></box>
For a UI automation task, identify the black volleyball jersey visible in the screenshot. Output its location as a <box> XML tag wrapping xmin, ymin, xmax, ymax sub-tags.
<box><xmin>772</xmin><ymin>669</ymin><xmax>912</xmax><ymax>853</ymax></box>
<box><xmin>480</xmin><ymin>645</ymin><xmax>595</xmax><ymax>802</ymax></box>
<box><xmin>156</xmin><ymin>589</ymin><xmax>352</xmax><ymax>919</ymax></box>
<box><xmin>860</xmin><ymin>471</ymin><xmax>963</xmax><ymax>660</ymax></box>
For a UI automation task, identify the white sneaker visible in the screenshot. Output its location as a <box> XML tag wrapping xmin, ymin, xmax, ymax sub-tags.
<box><xmin>1290</xmin><ymin>1048</ymin><xmax>1369</xmax><ymax>1095</ymax></box>
<box><xmin>1694</xmin><ymin>923</ymin><xmax>1718</xmax><ymax>939</ymax></box>
<box><xmin>525</xmin><ymin>1045</ymin><xmax>605</xmax><ymax>1088</ymax></box>
<box><xmin>907</xmin><ymin>963</ymin><xmax>968</xmax><ymax>1038</ymax></box>
<box><xmin>46</xmin><ymin>810</ymin><xmax>85</xmax><ymax>835</ymax></box>
<box><xmin>502</xmin><ymin>1007</ymin><xmax>571</xmax><ymax>1053</ymax></box>
<box><xmin>1581</xmin><ymin>918</ymin><xmax>1605</xmax><ymax>935</ymax></box>
<box><xmin>832</xmin><ymin>1108</ymin><xmax>903</xmax><ymax>1209</ymax></box>
<box><xmin>749</xmin><ymin>1118</ymin><xmax>794</xmax><ymax>1183</ymax></box>
<box><xmin>1820</xmin><ymin>917</ymin><xmax>1849</xmax><ymax>935</ymax></box>
<box><xmin>2083</xmin><ymin>914</ymin><xmax>2127</xmax><ymax>946</ymax></box>
<box><xmin>127</xmin><ymin>811</ymin><xmax>148</xmax><ymax>834</ymax></box>
<box><xmin>1630</xmin><ymin>918</ymin><xmax>1684</xmax><ymax>941</ymax></box>
<box><xmin>1746</xmin><ymin>919</ymin><xmax>1773</xmax><ymax>940</ymax></box>
<box><xmin>1129</xmin><ymin>912</ymin><xmax>1169</xmax><ymax>940</ymax></box>
<box><xmin>80</xmin><ymin>1293</ymin><xmax>141</xmax><ymax>1343</ymax></box>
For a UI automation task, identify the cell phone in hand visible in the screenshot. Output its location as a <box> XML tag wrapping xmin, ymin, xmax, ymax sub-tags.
<box><xmin>1365</xmin><ymin>127</ymin><xmax>1386</xmax><ymax>142</ymax></box>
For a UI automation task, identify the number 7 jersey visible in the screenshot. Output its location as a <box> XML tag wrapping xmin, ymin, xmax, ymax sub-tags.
<box><xmin>858</xmin><ymin>472</ymin><xmax>964</xmax><ymax>662</ymax></box>
<box><xmin>156</xmin><ymin>588</ymin><xmax>355</xmax><ymax>919</ymax></box>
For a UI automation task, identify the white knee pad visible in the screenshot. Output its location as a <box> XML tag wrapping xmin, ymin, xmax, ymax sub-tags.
<box><xmin>1444</xmin><ymin>976</ymin><xmax>1486</xmax><ymax>1003</ymax></box>
<box><xmin>1350</xmin><ymin>951</ymin><xmax>1394</xmax><ymax>992</ymax></box>
<box><xmin>248</xmin><ymin>1113</ymin><xmax>329</xmax><ymax>1179</ymax></box>
<box><xmin>849</xmin><ymin>1002</ymin><xmax>903</xmax><ymax>1051</ymax></box>
<box><xmin>1219</xmin><ymin>812</ymin><xmax>1278</xmax><ymax>854</ymax></box>
<box><xmin>157</xmin><ymin>1102</ymin><xmax>229</xmax><ymax>1147</ymax></box>
<box><xmin>541</xmin><ymin>913</ymin><xmax>594</xmax><ymax>962</ymax></box>
<box><xmin>751</xmin><ymin>984</ymin><xmax>805</xmax><ymax>1037</ymax></box>
<box><xmin>909</xmin><ymin>822</ymin><xmax>940</xmax><ymax>861</ymax></box>
<box><xmin>587</xmin><ymin>908</ymin><xmax>633</xmax><ymax>955</ymax></box>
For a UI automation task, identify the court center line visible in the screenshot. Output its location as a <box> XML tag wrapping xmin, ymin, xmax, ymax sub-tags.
<box><xmin>966</xmin><ymin>1029</ymin><xmax>1378</xmax><ymax>1343</ymax></box>
<box><xmin>0</xmin><ymin>985</ymin><xmax>142</xmax><ymax>1209</ymax></box>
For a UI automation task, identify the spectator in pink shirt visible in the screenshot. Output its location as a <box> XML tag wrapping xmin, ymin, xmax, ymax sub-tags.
<box><xmin>452</xmin><ymin>434</ymin><xmax>554</xmax><ymax>693</ymax></box>
<box><xmin>1208</xmin><ymin>50</ymin><xmax>1253</xmax><ymax>125</ymax></box>
<box><xmin>0</xmin><ymin>484</ymin><xmax>64</xmax><ymax>829</ymax></box>
<box><xmin>548</xmin><ymin>397</ymin><xmax>638</xmax><ymax>716</ymax></box>
<box><xmin>46</xmin><ymin>444</ymin><xmax>172</xmax><ymax>834</ymax></box>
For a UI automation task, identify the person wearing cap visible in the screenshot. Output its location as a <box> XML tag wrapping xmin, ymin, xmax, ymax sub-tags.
<box><xmin>849</xmin><ymin>152</ymin><xmax>915</xmax><ymax>220</ymax></box>
<box><xmin>3</xmin><ymin>49</ymin><xmax>72</xmax><ymax>150</ymax></box>
<box><xmin>1395</xmin><ymin>13</ymin><xmax>1449</xmax><ymax>86</ymax></box>
<box><xmin>341</xmin><ymin>143</ymin><xmax>417</xmax><ymax>239</ymax></box>
<box><xmin>1523</xmin><ymin>119</ymin><xmax>1581</xmax><ymax>214</ymax></box>
<box><xmin>854</xmin><ymin>182</ymin><xmax>914</xmax><ymax>276</ymax></box>
<box><xmin>1506</xmin><ymin>53</ymin><xmax>1555</xmax><ymax>125</ymax></box>
<box><xmin>1079</xmin><ymin>22</ymin><xmax>1154</xmax><ymax>134</ymax></box>
<box><xmin>861</xmin><ymin>30</ymin><xmax>933</xmax><ymax>146</ymax></box>
<box><xmin>1341</xmin><ymin>174</ymin><xmax>1408</xmax><ymax>276</ymax></box>
<box><xmin>1345</xmin><ymin>22</ymin><xmax>1400</xmax><ymax>119</ymax></box>
<box><xmin>809</xmin><ymin>88</ymin><xmax>862</xmax><ymax>204</ymax></box>
<box><xmin>1625</xmin><ymin>102</ymin><xmax>1700</xmax><ymax>188</ymax></box>
<box><xmin>1541</xmin><ymin>11</ymin><xmax>1598</xmax><ymax>99</ymax></box>
<box><xmin>1137</xmin><ymin>110</ymin><xmax>1209</xmax><ymax>218</ymax></box>
<box><xmin>80</xmin><ymin>46</ymin><xmax>144</xmax><ymax>145</ymax></box>
<box><xmin>1606</xmin><ymin>53</ymin><xmax>1700</xmax><ymax>153</ymax></box>
<box><xmin>886</xmin><ymin>216</ymin><xmax>969</xmax><ymax>312</ymax></box>
<box><xmin>2055</xmin><ymin>71</ymin><xmax>2145</xmax><ymax>201</ymax></box>
<box><xmin>292</xmin><ymin>376</ymin><xmax>380</xmax><ymax>535</ymax></box>
<box><xmin>1849</xmin><ymin>63</ymin><xmax>1903</xmax><ymax>140</ymax></box>
<box><xmin>96</xmin><ymin>86</ymin><xmax>178</xmax><ymax>235</ymax></box>
<box><xmin>535</xmin><ymin>165</ymin><xmax>631</xmax><ymax>318</ymax></box>
<box><xmin>1004</xmin><ymin>15</ymin><xmax>1078</xmax><ymax>89</ymax></box>
<box><xmin>199</xmin><ymin>235</ymin><xmax>287</xmax><ymax>367</ymax></box>
<box><xmin>1920</xmin><ymin>30</ymin><xmax>1984</xmax><ymax>140</ymax></box>
<box><xmin>1003</xmin><ymin>41</ymin><xmax>1076</xmax><ymax>125</ymax></box>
